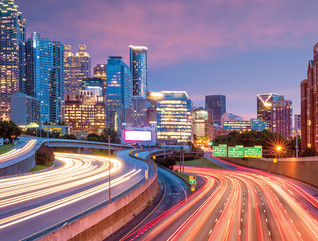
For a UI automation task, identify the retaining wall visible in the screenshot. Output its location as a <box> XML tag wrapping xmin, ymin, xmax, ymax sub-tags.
<box><xmin>224</xmin><ymin>156</ymin><xmax>318</xmax><ymax>188</ymax></box>
<box><xmin>39</xmin><ymin>163</ymin><xmax>158</xmax><ymax>241</ymax></box>
<box><xmin>0</xmin><ymin>151</ymin><xmax>35</xmax><ymax>176</ymax></box>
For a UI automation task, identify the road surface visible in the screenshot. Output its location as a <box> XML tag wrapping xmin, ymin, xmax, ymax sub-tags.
<box><xmin>122</xmin><ymin>153</ymin><xmax>318</xmax><ymax>241</ymax></box>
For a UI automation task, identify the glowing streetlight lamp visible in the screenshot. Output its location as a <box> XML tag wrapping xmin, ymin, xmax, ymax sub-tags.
<box><xmin>276</xmin><ymin>146</ymin><xmax>282</xmax><ymax>151</ymax></box>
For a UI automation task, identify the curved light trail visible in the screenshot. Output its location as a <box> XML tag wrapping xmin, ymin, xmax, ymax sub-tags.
<box><xmin>0</xmin><ymin>152</ymin><xmax>143</xmax><ymax>232</ymax></box>
<box><xmin>125</xmin><ymin>160</ymin><xmax>318</xmax><ymax>241</ymax></box>
<box><xmin>0</xmin><ymin>139</ymin><xmax>37</xmax><ymax>163</ymax></box>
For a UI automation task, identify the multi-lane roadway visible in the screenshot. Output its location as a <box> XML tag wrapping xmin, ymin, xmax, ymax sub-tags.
<box><xmin>0</xmin><ymin>150</ymin><xmax>149</xmax><ymax>240</ymax></box>
<box><xmin>121</xmin><ymin>152</ymin><xmax>318</xmax><ymax>241</ymax></box>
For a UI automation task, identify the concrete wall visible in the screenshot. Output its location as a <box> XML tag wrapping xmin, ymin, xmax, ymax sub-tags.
<box><xmin>0</xmin><ymin>151</ymin><xmax>35</xmax><ymax>177</ymax></box>
<box><xmin>224</xmin><ymin>156</ymin><xmax>318</xmax><ymax>188</ymax></box>
<box><xmin>39</xmin><ymin>164</ymin><xmax>158</xmax><ymax>241</ymax></box>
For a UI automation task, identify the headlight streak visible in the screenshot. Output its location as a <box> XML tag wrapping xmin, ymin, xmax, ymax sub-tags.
<box><xmin>126</xmin><ymin>165</ymin><xmax>318</xmax><ymax>241</ymax></box>
<box><xmin>0</xmin><ymin>152</ymin><xmax>143</xmax><ymax>231</ymax></box>
<box><xmin>0</xmin><ymin>140</ymin><xmax>37</xmax><ymax>163</ymax></box>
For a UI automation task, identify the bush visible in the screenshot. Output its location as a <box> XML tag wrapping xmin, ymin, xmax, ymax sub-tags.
<box><xmin>36</xmin><ymin>146</ymin><xmax>54</xmax><ymax>166</ymax></box>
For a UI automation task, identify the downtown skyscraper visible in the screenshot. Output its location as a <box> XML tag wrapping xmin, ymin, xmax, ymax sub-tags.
<box><xmin>64</xmin><ymin>45</ymin><xmax>91</xmax><ymax>95</ymax></box>
<box><xmin>130</xmin><ymin>45</ymin><xmax>149</xmax><ymax>127</ymax></box>
<box><xmin>0</xmin><ymin>0</ymin><xmax>25</xmax><ymax>120</ymax></box>
<box><xmin>25</xmin><ymin>32</ymin><xmax>64</xmax><ymax>123</ymax></box>
<box><xmin>257</xmin><ymin>93</ymin><xmax>292</xmax><ymax>138</ymax></box>
<box><xmin>106</xmin><ymin>56</ymin><xmax>132</xmax><ymax>131</ymax></box>
<box><xmin>205</xmin><ymin>95</ymin><xmax>226</xmax><ymax>125</ymax></box>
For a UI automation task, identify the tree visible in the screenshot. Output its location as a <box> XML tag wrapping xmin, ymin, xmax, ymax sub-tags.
<box><xmin>0</xmin><ymin>121</ymin><xmax>22</xmax><ymax>142</ymax></box>
<box><xmin>59</xmin><ymin>134</ymin><xmax>77</xmax><ymax>140</ymax></box>
<box><xmin>36</xmin><ymin>146</ymin><xmax>54</xmax><ymax>166</ymax></box>
<box><xmin>86</xmin><ymin>133</ymin><xmax>100</xmax><ymax>142</ymax></box>
<box><xmin>100</xmin><ymin>128</ymin><xmax>121</xmax><ymax>144</ymax></box>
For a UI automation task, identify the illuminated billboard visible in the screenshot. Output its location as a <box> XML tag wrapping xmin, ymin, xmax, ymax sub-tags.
<box><xmin>124</xmin><ymin>130</ymin><xmax>152</xmax><ymax>142</ymax></box>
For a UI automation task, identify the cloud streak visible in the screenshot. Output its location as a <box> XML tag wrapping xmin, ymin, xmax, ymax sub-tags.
<box><xmin>17</xmin><ymin>0</ymin><xmax>318</xmax><ymax>68</ymax></box>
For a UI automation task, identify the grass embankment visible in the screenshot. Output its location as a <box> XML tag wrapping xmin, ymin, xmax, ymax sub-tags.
<box><xmin>29</xmin><ymin>162</ymin><xmax>54</xmax><ymax>172</ymax></box>
<box><xmin>177</xmin><ymin>157</ymin><xmax>225</xmax><ymax>169</ymax></box>
<box><xmin>0</xmin><ymin>144</ymin><xmax>14</xmax><ymax>155</ymax></box>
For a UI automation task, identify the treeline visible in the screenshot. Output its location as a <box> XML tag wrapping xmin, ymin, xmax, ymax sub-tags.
<box><xmin>213</xmin><ymin>130</ymin><xmax>305</xmax><ymax>157</ymax></box>
<box><xmin>0</xmin><ymin>121</ymin><xmax>22</xmax><ymax>143</ymax></box>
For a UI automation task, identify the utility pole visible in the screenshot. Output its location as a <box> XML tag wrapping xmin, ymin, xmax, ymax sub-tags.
<box><xmin>296</xmin><ymin>133</ymin><xmax>299</xmax><ymax>158</ymax></box>
<box><xmin>108</xmin><ymin>134</ymin><xmax>111</xmax><ymax>203</ymax></box>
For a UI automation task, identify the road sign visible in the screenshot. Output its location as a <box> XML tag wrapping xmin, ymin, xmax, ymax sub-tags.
<box><xmin>213</xmin><ymin>144</ymin><xmax>227</xmax><ymax>157</ymax></box>
<box><xmin>191</xmin><ymin>186</ymin><xmax>195</xmax><ymax>192</ymax></box>
<box><xmin>273</xmin><ymin>158</ymin><xmax>277</xmax><ymax>163</ymax></box>
<box><xmin>228</xmin><ymin>145</ymin><xmax>244</xmax><ymax>158</ymax></box>
<box><xmin>189</xmin><ymin>175</ymin><xmax>196</xmax><ymax>185</ymax></box>
<box><xmin>244</xmin><ymin>146</ymin><xmax>262</xmax><ymax>158</ymax></box>
<box><xmin>153</xmin><ymin>156</ymin><xmax>156</xmax><ymax>160</ymax></box>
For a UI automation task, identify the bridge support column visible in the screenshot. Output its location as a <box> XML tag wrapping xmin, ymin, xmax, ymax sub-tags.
<box><xmin>77</xmin><ymin>147</ymin><xmax>82</xmax><ymax>154</ymax></box>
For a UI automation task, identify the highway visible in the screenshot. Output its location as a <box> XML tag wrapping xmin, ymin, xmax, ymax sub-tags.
<box><xmin>0</xmin><ymin>150</ymin><xmax>149</xmax><ymax>240</ymax></box>
<box><xmin>0</xmin><ymin>138</ymin><xmax>38</xmax><ymax>164</ymax></box>
<box><xmin>123</xmin><ymin>153</ymin><xmax>318</xmax><ymax>241</ymax></box>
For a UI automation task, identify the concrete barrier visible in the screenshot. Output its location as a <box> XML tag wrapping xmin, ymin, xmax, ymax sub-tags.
<box><xmin>0</xmin><ymin>150</ymin><xmax>35</xmax><ymax>176</ymax></box>
<box><xmin>38</xmin><ymin>161</ymin><xmax>158</xmax><ymax>241</ymax></box>
<box><xmin>224</xmin><ymin>156</ymin><xmax>318</xmax><ymax>188</ymax></box>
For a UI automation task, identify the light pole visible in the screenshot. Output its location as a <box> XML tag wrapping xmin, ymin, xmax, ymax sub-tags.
<box><xmin>107</xmin><ymin>134</ymin><xmax>111</xmax><ymax>203</ymax></box>
<box><xmin>102</xmin><ymin>130</ymin><xmax>111</xmax><ymax>203</ymax></box>
<box><xmin>296</xmin><ymin>133</ymin><xmax>299</xmax><ymax>158</ymax></box>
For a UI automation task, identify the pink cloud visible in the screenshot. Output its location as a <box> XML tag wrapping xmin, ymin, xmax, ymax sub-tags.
<box><xmin>20</xmin><ymin>0</ymin><xmax>318</xmax><ymax>68</ymax></box>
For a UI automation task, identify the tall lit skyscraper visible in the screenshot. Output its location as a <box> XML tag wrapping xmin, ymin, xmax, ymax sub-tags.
<box><xmin>25</xmin><ymin>33</ymin><xmax>64</xmax><ymax>123</ymax></box>
<box><xmin>130</xmin><ymin>45</ymin><xmax>147</xmax><ymax>98</ymax></box>
<box><xmin>93</xmin><ymin>64</ymin><xmax>107</xmax><ymax>95</ymax></box>
<box><xmin>64</xmin><ymin>45</ymin><xmax>91</xmax><ymax>95</ymax></box>
<box><xmin>0</xmin><ymin>0</ymin><xmax>25</xmax><ymax>120</ymax></box>
<box><xmin>257</xmin><ymin>93</ymin><xmax>292</xmax><ymax>137</ymax></box>
<box><xmin>106</xmin><ymin>56</ymin><xmax>132</xmax><ymax>131</ymax></box>
<box><xmin>205</xmin><ymin>95</ymin><xmax>226</xmax><ymax>125</ymax></box>
<box><xmin>257</xmin><ymin>93</ymin><xmax>280</xmax><ymax>130</ymax></box>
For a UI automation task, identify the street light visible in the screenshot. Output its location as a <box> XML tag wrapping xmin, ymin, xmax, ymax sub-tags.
<box><xmin>102</xmin><ymin>130</ymin><xmax>111</xmax><ymax>203</ymax></box>
<box><xmin>276</xmin><ymin>146</ymin><xmax>282</xmax><ymax>151</ymax></box>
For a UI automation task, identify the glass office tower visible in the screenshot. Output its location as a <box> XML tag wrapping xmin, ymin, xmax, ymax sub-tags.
<box><xmin>129</xmin><ymin>45</ymin><xmax>147</xmax><ymax>98</ymax></box>
<box><xmin>106</xmin><ymin>56</ymin><xmax>132</xmax><ymax>131</ymax></box>
<box><xmin>25</xmin><ymin>33</ymin><xmax>64</xmax><ymax>123</ymax></box>
<box><xmin>64</xmin><ymin>45</ymin><xmax>91</xmax><ymax>95</ymax></box>
<box><xmin>154</xmin><ymin>91</ymin><xmax>192</xmax><ymax>145</ymax></box>
<box><xmin>0</xmin><ymin>0</ymin><xmax>26</xmax><ymax>120</ymax></box>
<box><xmin>205</xmin><ymin>95</ymin><xmax>226</xmax><ymax>125</ymax></box>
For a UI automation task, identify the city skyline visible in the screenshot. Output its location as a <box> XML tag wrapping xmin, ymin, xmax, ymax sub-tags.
<box><xmin>15</xmin><ymin>0</ymin><xmax>318</xmax><ymax>119</ymax></box>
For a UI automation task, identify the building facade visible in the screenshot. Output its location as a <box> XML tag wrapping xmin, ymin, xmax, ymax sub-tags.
<box><xmin>132</xmin><ymin>96</ymin><xmax>151</xmax><ymax>128</ymax></box>
<box><xmin>130</xmin><ymin>45</ymin><xmax>147</xmax><ymax>98</ymax></box>
<box><xmin>257</xmin><ymin>93</ymin><xmax>292</xmax><ymax>138</ymax></box>
<box><xmin>64</xmin><ymin>45</ymin><xmax>91</xmax><ymax>95</ymax></box>
<box><xmin>192</xmin><ymin>108</ymin><xmax>213</xmax><ymax>139</ymax></box>
<box><xmin>93</xmin><ymin>64</ymin><xmax>107</xmax><ymax>95</ymax></box>
<box><xmin>65</xmin><ymin>94</ymin><xmax>106</xmax><ymax>138</ymax></box>
<box><xmin>106</xmin><ymin>56</ymin><xmax>132</xmax><ymax>131</ymax></box>
<box><xmin>154</xmin><ymin>91</ymin><xmax>192</xmax><ymax>145</ymax></box>
<box><xmin>25</xmin><ymin>33</ymin><xmax>64</xmax><ymax>124</ymax></box>
<box><xmin>205</xmin><ymin>95</ymin><xmax>226</xmax><ymax>125</ymax></box>
<box><xmin>11</xmin><ymin>92</ymin><xmax>40</xmax><ymax>126</ymax></box>
<box><xmin>300</xmin><ymin>42</ymin><xmax>318</xmax><ymax>152</ymax></box>
<box><xmin>0</xmin><ymin>0</ymin><xmax>26</xmax><ymax>120</ymax></box>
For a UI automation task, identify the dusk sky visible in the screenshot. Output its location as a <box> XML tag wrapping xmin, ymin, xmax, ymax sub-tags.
<box><xmin>16</xmin><ymin>0</ymin><xmax>318</xmax><ymax>120</ymax></box>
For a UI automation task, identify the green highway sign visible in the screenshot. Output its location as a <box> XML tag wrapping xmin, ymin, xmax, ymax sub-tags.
<box><xmin>244</xmin><ymin>146</ymin><xmax>263</xmax><ymax>158</ymax></box>
<box><xmin>228</xmin><ymin>145</ymin><xmax>244</xmax><ymax>158</ymax></box>
<box><xmin>213</xmin><ymin>144</ymin><xmax>227</xmax><ymax>157</ymax></box>
<box><xmin>189</xmin><ymin>175</ymin><xmax>196</xmax><ymax>185</ymax></box>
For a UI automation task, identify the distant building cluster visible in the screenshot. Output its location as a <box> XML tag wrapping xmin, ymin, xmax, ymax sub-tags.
<box><xmin>1</xmin><ymin>0</ymin><xmax>299</xmax><ymax>145</ymax></box>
